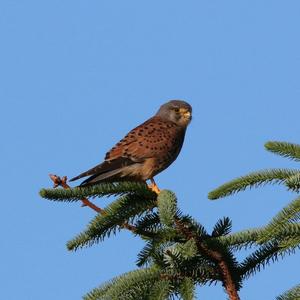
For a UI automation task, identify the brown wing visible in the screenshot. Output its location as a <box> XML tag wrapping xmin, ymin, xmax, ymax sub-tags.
<box><xmin>70</xmin><ymin>116</ymin><xmax>185</xmax><ymax>185</ymax></box>
<box><xmin>105</xmin><ymin>116</ymin><xmax>183</xmax><ymax>163</ymax></box>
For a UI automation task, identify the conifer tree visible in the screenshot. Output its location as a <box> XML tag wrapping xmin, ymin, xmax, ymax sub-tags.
<box><xmin>40</xmin><ymin>141</ymin><xmax>300</xmax><ymax>300</ymax></box>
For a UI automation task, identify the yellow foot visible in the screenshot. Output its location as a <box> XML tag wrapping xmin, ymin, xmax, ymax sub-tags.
<box><xmin>148</xmin><ymin>178</ymin><xmax>161</xmax><ymax>194</ymax></box>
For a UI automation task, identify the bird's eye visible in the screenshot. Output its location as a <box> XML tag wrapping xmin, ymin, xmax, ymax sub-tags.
<box><xmin>174</xmin><ymin>108</ymin><xmax>180</xmax><ymax>113</ymax></box>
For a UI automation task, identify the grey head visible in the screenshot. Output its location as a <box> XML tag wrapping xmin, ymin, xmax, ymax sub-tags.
<box><xmin>156</xmin><ymin>100</ymin><xmax>192</xmax><ymax>127</ymax></box>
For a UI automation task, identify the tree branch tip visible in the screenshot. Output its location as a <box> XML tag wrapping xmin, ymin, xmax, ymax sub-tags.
<box><xmin>66</xmin><ymin>243</ymin><xmax>75</xmax><ymax>251</ymax></box>
<box><xmin>264</xmin><ymin>141</ymin><xmax>273</xmax><ymax>149</ymax></box>
<box><xmin>39</xmin><ymin>189</ymin><xmax>47</xmax><ymax>198</ymax></box>
<box><xmin>207</xmin><ymin>191</ymin><xmax>219</xmax><ymax>200</ymax></box>
<box><xmin>49</xmin><ymin>173</ymin><xmax>67</xmax><ymax>187</ymax></box>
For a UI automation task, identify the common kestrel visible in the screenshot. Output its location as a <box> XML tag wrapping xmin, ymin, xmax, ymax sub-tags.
<box><xmin>70</xmin><ymin>100</ymin><xmax>192</xmax><ymax>193</ymax></box>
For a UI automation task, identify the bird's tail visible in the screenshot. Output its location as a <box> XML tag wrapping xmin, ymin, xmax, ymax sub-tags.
<box><xmin>80</xmin><ymin>168</ymin><xmax>124</xmax><ymax>186</ymax></box>
<box><xmin>69</xmin><ymin>157</ymin><xmax>135</xmax><ymax>186</ymax></box>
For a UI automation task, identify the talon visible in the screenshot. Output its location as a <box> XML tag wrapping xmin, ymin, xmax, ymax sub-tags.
<box><xmin>148</xmin><ymin>178</ymin><xmax>161</xmax><ymax>194</ymax></box>
<box><xmin>149</xmin><ymin>184</ymin><xmax>160</xmax><ymax>194</ymax></box>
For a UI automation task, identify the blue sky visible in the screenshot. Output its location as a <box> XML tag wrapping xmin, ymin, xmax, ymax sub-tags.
<box><xmin>1</xmin><ymin>1</ymin><xmax>300</xmax><ymax>299</ymax></box>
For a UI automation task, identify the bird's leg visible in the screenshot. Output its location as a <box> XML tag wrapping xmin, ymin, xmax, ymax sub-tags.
<box><xmin>148</xmin><ymin>178</ymin><xmax>161</xmax><ymax>194</ymax></box>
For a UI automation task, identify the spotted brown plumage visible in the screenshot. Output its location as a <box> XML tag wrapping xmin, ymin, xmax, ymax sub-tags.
<box><xmin>70</xmin><ymin>100</ymin><xmax>192</xmax><ymax>191</ymax></box>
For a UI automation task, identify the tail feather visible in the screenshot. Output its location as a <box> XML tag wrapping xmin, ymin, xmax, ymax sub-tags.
<box><xmin>79</xmin><ymin>168</ymin><xmax>124</xmax><ymax>186</ymax></box>
<box><xmin>69</xmin><ymin>157</ymin><xmax>137</xmax><ymax>185</ymax></box>
<box><xmin>69</xmin><ymin>162</ymin><xmax>107</xmax><ymax>182</ymax></box>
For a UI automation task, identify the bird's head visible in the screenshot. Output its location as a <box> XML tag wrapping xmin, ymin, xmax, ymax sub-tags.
<box><xmin>156</xmin><ymin>100</ymin><xmax>192</xmax><ymax>127</ymax></box>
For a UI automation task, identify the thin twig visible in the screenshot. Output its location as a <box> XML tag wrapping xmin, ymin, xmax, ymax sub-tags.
<box><xmin>48</xmin><ymin>174</ymin><xmax>154</xmax><ymax>238</ymax></box>
<box><xmin>49</xmin><ymin>174</ymin><xmax>105</xmax><ymax>214</ymax></box>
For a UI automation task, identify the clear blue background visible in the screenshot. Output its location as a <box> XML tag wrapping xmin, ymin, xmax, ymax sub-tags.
<box><xmin>1</xmin><ymin>1</ymin><xmax>299</xmax><ymax>299</ymax></box>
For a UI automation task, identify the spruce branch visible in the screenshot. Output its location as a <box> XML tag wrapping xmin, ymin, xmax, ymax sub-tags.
<box><xmin>212</xmin><ymin>217</ymin><xmax>232</xmax><ymax>237</ymax></box>
<box><xmin>42</xmin><ymin>175</ymin><xmax>155</xmax><ymax>237</ymax></box>
<box><xmin>218</xmin><ymin>223</ymin><xmax>300</xmax><ymax>251</ymax></box>
<box><xmin>40</xmin><ymin>180</ymin><xmax>153</xmax><ymax>202</ymax></box>
<box><xmin>134</xmin><ymin>212</ymin><xmax>161</xmax><ymax>233</ymax></box>
<box><xmin>136</xmin><ymin>229</ymin><xmax>181</xmax><ymax>267</ymax></box>
<box><xmin>176</xmin><ymin>239</ymin><xmax>198</xmax><ymax>259</ymax></box>
<box><xmin>285</xmin><ymin>173</ymin><xmax>300</xmax><ymax>192</ymax></box>
<box><xmin>42</xmin><ymin>140</ymin><xmax>300</xmax><ymax>299</ymax></box>
<box><xmin>174</xmin><ymin>217</ymin><xmax>241</xmax><ymax>300</ymax></box>
<box><xmin>148</xmin><ymin>280</ymin><xmax>171</xmax><ymax>300</ymax></box>
<box><xmin>157</xmin><ymin>190</ymin><xmax>178</xmax><ymax>227</ymax></box>
<box><xmin>177</xmin><ymin>214</ymin><xmax>209</xmax><ymax>238</ymax></box>
<box><xmin>45</xmin><ymin>174</ymin><xmax>104</xmax><ymax>214</ymax></box>
<box><xmin>83</xmin><ymin>281</ymin><xmax>114</xmax><ymax>300</ymax></box>
<box><xmin>67</xmin><ymin>194</ymin><xmax>157</xmax><ymax>251</ymax></box>
<box><xmin>278</xmin><ymin>235</ymin><xmax>300</xmax><ymax>251</ymax></box>
<box><xmin>163</xmin><ymin>245</ymin><xmax>187</xmax><ymax>271</ymax></box>
<box><xmin>217</xmin><ymin>228</ymin><xmax>263</xmax><ymax>250</ymax></box>
<box><xmin>238</xmin><ymin>241</ymin><xmax>297</xmax><ymax>280</ymax></box>
<box><xmin>187</xmin><ymin>261</ymin><xmax>219</xmax><ymax>284</ymax></box>
<box><xmin>257</xmin><ymin>197</ymin><xmax>300</xmax><ymax>243</ymax></box>
<box><xmin>265</xmin><ymin>141</ymin><xmax>300</xmax><ymax>161</ymax></box>
<box><xmin>136</xmin><ymin>240</ymin><xmax>161</xmax><ymax>267</ymax></box>
<box><xmin>83</xmin><ymin>266</ymin><xmax>161</xmax><ymax>300</ymax></box>
<box><xmin>276</xmin><ymin>284</ymin><xmax>300</xmax><ymax>300</ymax></box>
<box><xmin>208</xmin><ymin>169</ymin><xmax>299</xmax><ymax>200</ymax></box>
<box><xmin>162</xmin><ymin>241</ymin><xmax>215</xmax><ymax>279</ymax></box>
<box><xmin>179</xmin><ymin>278</ymin><xmax>196</xmax><ymax>300</ymax></box>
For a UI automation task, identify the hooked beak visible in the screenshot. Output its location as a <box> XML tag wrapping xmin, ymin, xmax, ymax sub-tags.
<box><xmin>179</xmin><ymin>108</ymin><xmax>192</xmax><ymax>122</ymax></box>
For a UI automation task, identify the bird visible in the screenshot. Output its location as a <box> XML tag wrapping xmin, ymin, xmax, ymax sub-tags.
<box><xmin>69</xmin><ymin>100</ymin><xmax>192</xmax><ymax>193</ymax></box>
